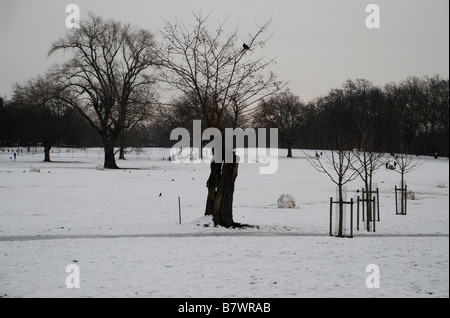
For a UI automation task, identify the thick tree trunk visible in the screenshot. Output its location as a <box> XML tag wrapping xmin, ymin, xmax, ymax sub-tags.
<box><xmin>287</xmin><ymin>142</ymin><xmax>293</xmax><ymax>158</ymax></box>
<box><xmin>213</xmin><ymin>161</ymin><xmax>239</xmax><ymax>227</ymax></box>
<box><xmin>43</xmin><ymin>141</ymin><xmax>52</xmax><ymax>162</ymax></box>
<box><xmin>205</xmin><ymin>162</ymin><xmax>222</xmax><ymax>216</ymax></box>
<box><xmin>119</xmin><ymin>146</ymin><xmax>126</xmax><ymax>160</ymax></box>
<box><xmin>119</xmin><ymin>132</ymin><xmax>126</xmax><ymax>160</ymax></box>
<box><xmin>104</xmin><ymin>142</ymin><xmax>119</xmax><ymax>169</ymax></box>
<box><xmin>205</xmin><ymin>157</ymin><xmax>239</xmax><ymax>228</ymax></box>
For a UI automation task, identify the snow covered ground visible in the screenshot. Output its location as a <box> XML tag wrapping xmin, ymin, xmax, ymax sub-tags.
<box><xmin>0</xmin><ymin>147</ymin><xmax>448</xmax><ymax>298</ymax></box>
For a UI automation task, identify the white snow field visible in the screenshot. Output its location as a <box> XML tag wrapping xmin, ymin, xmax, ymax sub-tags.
<box><xmin>0</xmin><ymin>147</ymin><xmax>448</xmax><ymax>298</ymax></box>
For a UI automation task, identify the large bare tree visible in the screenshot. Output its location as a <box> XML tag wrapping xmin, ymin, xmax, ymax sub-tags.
<box><xmin>48</xmin><ymin>13</ymin><xmax>158</xmax><ymax>168</ymax></box>
<box><xmin>254</xmin><ymin>91</ymin><xmax>306</xmax><ymax>158</ymax></box>
<box><xmin>157</xmin><ymin>13</ymin><xmax>283</xmax><ymax>227</ymax></box>
<box><xmin>11</xmin><ymin>75</ymin><xmax>74</xmax><ymax>162</ymax></box>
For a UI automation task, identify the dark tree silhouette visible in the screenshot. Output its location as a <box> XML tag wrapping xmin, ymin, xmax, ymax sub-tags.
<box><xmin>48</xmin><ymin>13</ymin><xmax>158</xmax><ymax>168</ymax></box>
<box><xmin>254</xmin><ymin>91</ymin><xmax>306</xmax><ymax>158</ymax></box>
<box><xmin>158</xmin><ymin>13</ymin><xmax>283</xmax><ymax>227</ymax></box>
<box><xmin>12</xmin><ymin>75</ymin><xmax>74</xmax><ymax>162</ymax></box>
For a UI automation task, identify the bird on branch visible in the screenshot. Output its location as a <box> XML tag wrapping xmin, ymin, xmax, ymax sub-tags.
<box><xmin>242</xmin><ymin>43</ymin><xmax>250</xmax><ymax>50</ymax></box>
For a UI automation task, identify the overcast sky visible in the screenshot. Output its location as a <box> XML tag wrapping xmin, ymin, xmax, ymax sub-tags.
<box><xmin>1</xmin><ymin>0</ymin><xmax>448</xmax><ymax>101</ymax></box>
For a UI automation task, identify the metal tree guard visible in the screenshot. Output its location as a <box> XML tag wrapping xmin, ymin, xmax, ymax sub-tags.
<box><xmin>395</xmin><ymin>184</ymin><xmax>407</xmax><ymax>215</ymax></box>
<box><xmin>356</xmin><ymin>187</ymin><xmax>380</xmax><ymax>232</ymax></box>
<box><xmin>329</xmin><ymin>197</ymin><xmax>354</xmax><ymax>238</ymax></box>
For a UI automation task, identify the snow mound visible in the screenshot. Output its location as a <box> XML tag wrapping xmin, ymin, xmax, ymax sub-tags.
<box><xmin>277</xmin><ymin>194</ymin><xmax>296</xmax><ymax>209</ymax></box>
<box><xmin>96</xmin><ymin>164</ymin><xmax>104</xmax><ymax>171</ymax></box>
<box><xmin>29</xmin><ymin>166</ymin><xmax>41</xmax><ymax>173</ymax></box>
<box><xmin>193</xmin><ymin>215</ymin><xmax>214</xmax><ymax>227</ymax></box>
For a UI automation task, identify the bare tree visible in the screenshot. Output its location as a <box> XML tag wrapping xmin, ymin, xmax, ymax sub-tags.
<box><xmin>350</xmin><ymin>120</ymin><xmax>387</xmax><ymax>231</ymax></box>
<box><xmin>307</xmin><ymin>129</ymin><xmax>358</xmax><ymax>237</ymax></box>
<box><xmin>157</xmin><ymin>13</ymin><xmax>283</xmax><ymax>227</ymax></box>
<box><xmin>48</xmin><ymin>13</ymin><xmax>159</xmax><ymax>168</ymax></box>
<box><xmin>392</xmin><ymin>143</ymin><xmax>424</xmax><ymax>213</ymax></box>
<box><xmin>254</xmin><ymin>91</ymin><xmax>305</xmax><ymax>158</ymax></box>
<box><xmin>11</xmin><ymin>75</ymin><xmax>74</xmax><ymax>162</ymax></box>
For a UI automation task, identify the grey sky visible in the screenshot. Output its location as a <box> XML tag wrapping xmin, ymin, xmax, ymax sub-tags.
<box><xmin>1</xmin><ymin>0</ymin><xmax>448</xmax><ymax>101</ymax></box>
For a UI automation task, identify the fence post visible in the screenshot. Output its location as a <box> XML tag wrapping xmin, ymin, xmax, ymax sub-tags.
<box><xmin>178</xmin><ymin>197</ymin><xmax>182</xmax><ymax>224</ymax></box>
<box><xmin>350</xmin><ymin>198</ymin><xmax>354</xmax><ymax>238</ymax></box>
<box><xmin>405</xmin><ymin>184</ymin><xmax>408</xmax><ymax>215</ymax></box>
<box><xmin>377</xmin><ymin>188</ymin><xmax>380</xmax><ymax>221</ymax></box>
<box><xmin>329</xmin><ymin>197</ymin><xmax>333</xmax><ymax>236</ymax></box>
<box><xmin>372</xmin><ymin>198</ymin><xmax>376</xmax><ymax>232</ymax></box>
<box><xmin>395</xmin><ymin>185</ymin><xmax>398</xmax><ymax>215</ymax></box>
<box><xmin>357</xmin><ymin>196</ymin><xmax>360</xmax><ymax>231</ymax></box>
<box><xmin>362</xmin><ymin>188</ymin><xmax>365</xmax><ymax>222</ymax></box>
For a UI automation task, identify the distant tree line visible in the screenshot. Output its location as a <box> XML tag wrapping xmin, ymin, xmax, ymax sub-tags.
<box><xmin>1</xmin><ymin>74</ymin><xmax>448</xmax><ymax>160</ymax></box>
<box><xmin>253</xmin><ymin>75</ymin><xmax>449</xmax><ymax>158</ymax></box>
